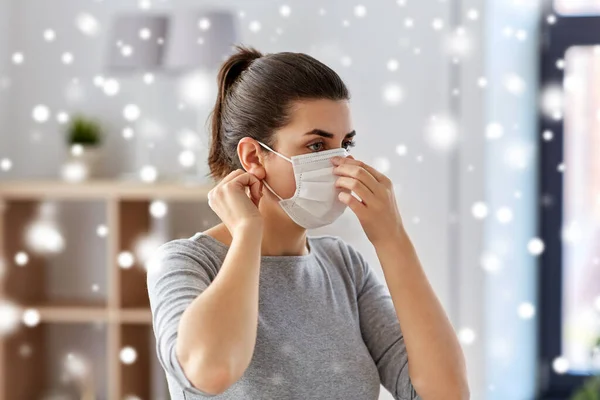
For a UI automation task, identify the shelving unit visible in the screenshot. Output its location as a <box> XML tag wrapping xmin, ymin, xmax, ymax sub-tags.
<box><xmin>0</xmin><ymin>179</ymin><xmax>216</xmax><ymax>400</ymax></box>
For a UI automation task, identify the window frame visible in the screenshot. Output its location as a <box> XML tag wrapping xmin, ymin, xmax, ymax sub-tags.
<box><xmin>538</xmin><ymin>1</ymin><xmax>600</xmax><ymax>398</ymax></box>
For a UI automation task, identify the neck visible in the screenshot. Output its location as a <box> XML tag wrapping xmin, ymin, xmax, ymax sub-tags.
<box><xmin>257</xmin><ymin>196</ymin><xmax>309</xmax><ymax>256</ymax></box>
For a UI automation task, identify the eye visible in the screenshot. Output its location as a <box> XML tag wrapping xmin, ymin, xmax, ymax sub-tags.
<box><xmin>307</xmin><ymin>141</ymin><xmax>325</xmax><ymax>152</ymax></box>
<box><xmin>307</xmin><ymin>140</ymin><xmax>356</xmax><ymax>152</ymax></box>
<box><xmin>343</xmin><ymin>140</ymin><xmax>356</xmax><ymax>150</ymax></box>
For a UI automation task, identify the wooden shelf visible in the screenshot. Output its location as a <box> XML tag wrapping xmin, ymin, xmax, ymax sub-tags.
<box><xmin>0</xmin><ymin>179</ymin><xmax>215</xmax><ymax>200</ymax></box>
<box><xmin>0</xmin><ymin>179</ymin><xmax>214</xmax><ymax>399</ymax></box>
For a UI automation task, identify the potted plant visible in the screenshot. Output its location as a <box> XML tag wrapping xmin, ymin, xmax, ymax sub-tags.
<box><xmin>63</xmin><ymin>114</ymin><xmax>104</xmax><ymax>180</ymax></box>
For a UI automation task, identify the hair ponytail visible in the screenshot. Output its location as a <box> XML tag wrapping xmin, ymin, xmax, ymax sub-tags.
<box><xmin>207</xmin><ymin>45</ymin><xmax>262</xmax><ymax>181</ymax></box>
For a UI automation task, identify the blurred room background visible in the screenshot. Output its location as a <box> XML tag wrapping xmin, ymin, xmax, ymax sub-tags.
<box><xmin>0</xmin><ymin>0</ymin><xmax>598</xmax><ymax>399</ymax></box>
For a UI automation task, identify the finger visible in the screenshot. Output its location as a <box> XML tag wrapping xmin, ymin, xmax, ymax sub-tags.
<box><xmin>335</xmin><ymin>176</ymin><xmax>375</xmax><ymax>206</ymax></box>
<box><xmin>233</xmin><ymin>172</ymin><xmax>262</xmax><ymax>201</ymax></box>
<box><xmin>333</xmin><ymin>163</ymin><xmax>379</xmax><ymax>194</ymax></box>
<box><xmin>334</xmin><ymin>156</ymin><xmax>388</xmax><ymax>184</ymax></box>
<box><xmin>338</xmin><ymin>191</ymin><xmax>366</xmax><ymax>218</ymax></box>
<box><xmin>220</xmin><ymin>169</ymin><xmax>246</xmax><ymax>185</ymax></box>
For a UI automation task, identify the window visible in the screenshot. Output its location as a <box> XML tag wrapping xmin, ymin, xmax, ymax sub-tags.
<box><xmin>538</xmin><ymin>1</ymin><xmax>600</xmax><ymax>398</ymax></box>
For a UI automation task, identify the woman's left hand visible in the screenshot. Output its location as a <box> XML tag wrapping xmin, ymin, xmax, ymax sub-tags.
<box><xmin>331</xmin><ymin>155</ymin><xmax>406</xmax><ymax>245</ymax></box>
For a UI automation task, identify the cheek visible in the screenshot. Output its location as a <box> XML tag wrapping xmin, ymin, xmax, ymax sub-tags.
<box><xmin>268</xmin><ymin>160</ymin><xmax>297</xmax><ymax>199</ymax></box>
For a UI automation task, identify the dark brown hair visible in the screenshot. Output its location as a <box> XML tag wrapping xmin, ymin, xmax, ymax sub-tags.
<box><xmin>206</xmin><ymin>44</ymin><xmax>350</xmax><ymax>181</ymax></box>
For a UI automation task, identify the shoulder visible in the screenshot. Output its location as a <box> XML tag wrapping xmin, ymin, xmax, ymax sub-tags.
<box><xmin>146</xmin><ymin>235</ymin><xmax>222</xmax><ymax>283</ymax></box>
<box><xmin>309</xmin><ymin>234</ymin><xmax>368</xmax><ymax>284</ymax></box>
<box><xmin>309</xmin><ymin>233</ymin><xmax>365</xmax><ymax>261</ymax></box>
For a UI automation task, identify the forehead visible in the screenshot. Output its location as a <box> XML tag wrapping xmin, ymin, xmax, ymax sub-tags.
<box><xmin>285</xmin><ymin>99</ymin><xmax>352</xmax><ymax>135</ymax></box>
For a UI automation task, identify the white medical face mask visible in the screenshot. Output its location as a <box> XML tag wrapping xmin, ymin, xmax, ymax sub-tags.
<box><xmin>256</xmin><ymin>141</ymin><xmax>350</xmax><ymax>229</ymax></box>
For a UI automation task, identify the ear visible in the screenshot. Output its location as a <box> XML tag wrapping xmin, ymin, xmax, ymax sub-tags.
<box><xmin>237</xmin><ymin>137</ymin><xmax>267</xmax><ymax>180</ymax></box>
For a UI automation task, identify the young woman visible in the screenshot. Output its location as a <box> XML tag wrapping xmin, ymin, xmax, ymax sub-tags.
<box><xmin>147</xmin><ymin>45</ymin><xmax>469</xmax><ymax>400</ymax></box>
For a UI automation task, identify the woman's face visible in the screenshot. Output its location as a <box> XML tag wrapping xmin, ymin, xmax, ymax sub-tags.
<box><xmin>257</xmin><ymin>99</ymin><xmax>356</xmax><ymax>201</ymax></box>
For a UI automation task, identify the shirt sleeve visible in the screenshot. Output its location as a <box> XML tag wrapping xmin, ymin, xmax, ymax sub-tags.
<box><xmin>348</xmin><ymin>242</ymin><xmax>421</xmax><ymax>400</ymax></box>
<box><xmin>146</xmin><ymin>238</ymin><xmax>220</xmax><ymax>397</ymax></box>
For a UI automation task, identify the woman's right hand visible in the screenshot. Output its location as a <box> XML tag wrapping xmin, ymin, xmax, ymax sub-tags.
<box><xmin>207</xmin><ymin>169</ymin><xmax>264</xmax><ymax>235</ymax></box>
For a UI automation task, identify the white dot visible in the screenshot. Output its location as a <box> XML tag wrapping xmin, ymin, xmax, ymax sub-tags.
<box><xmin>120</xmin><ymin>346</ymin><xmax>137</xmax><ymax>364</ymax></box>
<box><xmin>12</xmin><ymin>52</ymin><xmax>24</xmax><ymax>64</ymax></box>
<box><xmin>478</xmin><ymin>77</ymin><xmax>488</xmax><ymax>87</ymax></box>
<box><xmin>1</xmin><ymin>158</ymin><xmax>13</xmax><ymax>171</ymax></box>
<box><xmin>122</xmin><ymin>127</ymin><xmax>134</xmax><ymax>139</ymax></box>
<box><xmin>383</xmin><ymin>83</ymin><xmax>404</xmax><ymax>105</ymax></box>
<box><xmin>542</xmin><ymin>130</ymin><xmax>553</xmax><ymax>141</ymax></box>
<box><xmin>486</xmin><ymin>123</ymin><xmax>504</xmax><ymax>140</ymax></box>
<box><xmin>387</xmin><ymin>59</ymin><xmax>399</xmax><ymax>71</ymax></box>
<box><xmin>32</xmin><ymin>105</ymin><xmax>50</xmax><ymax>123</ymax></box>
<box><xmin>458</xmin><ymin>327</ymin><xmax>476</xmax><ymax>345</ymax></box>
<box><xmin>404</xmin><ymin>18</ymin><xmax>414</xmax><ymax>28</ymax></box>
<box><xmin>198</xmin><ymin>18</ymin><xmax>211</xmax><ymax>31</ymax></box>
<box><xmin>123</xmin><ymin>104</ymin><xmax>141</xmax><ymax>121</ymax></box>
<box><xmin>103</xmin><ymin>79</ymin><xmax>120</xmax><ymax>96</ymax></box>
<box><xmin>249</xmin><ymin>21</ymin><xmax>261</xmax><ymax>33</ymax></box>
<box><xmin>121</xmin><ymin>45</ymin><xmax>133</xmax><ymax>57</ymax></box>
<box><xmin>395</xmin><ymin>144</ymin><xmax>407</xmax><ymax>156</ymax></box>
<box><xmin>22</xmin><ymin>308</ymin><xmax>41</xmax><ymax>327</ymax></box>
<box><xmin>179</xmin><ymin>150</ymin><xmax>196</xmax><ymax>168</ymax></box>
<box><xmin>0</xmin><ymin>300</ymin><xmax>22</xmax><ymax>336</ymax></box>
<box><xmin>547</xmin><ymin>15</ymin><xmax>557</xmax><ymax>25</ymax></box>
<box><xmin>91</xmin><ymin>283</ymin><xmax>99</xmax><ymax>292</ymax></box>
<box><xmin>467</xmin><ymin>9</ymin><xmax>479</xmax><ymax>20</ymax></box>
<box><xmin>76</xmin><ymin>13</ymin><xmax>99</xmax><ymax>36</ymax></box>
<box><xmin>504</xmin><ymin>74</ymin><xmax>526</xmax><ymax>95</ymax></box>
<box><xmin>149</xmin><ymin>201</ymin><xmax>168</xmax><ymax>218</ymax></box>
<box><xmin>552</xmin><ymin>357</ymin><xmax>569</xmax><ymax>374</ymax></box>
<box><xmin>56</xmin><ymin>112</ymin><xmax>70</xmax><ymax>124</ymax></box>
<box><xmin>62</xmin><ymin>52</ymin><xmax>74</xmax><ymax>65</ymax></box>
<box><xmin>425</xmin><ymin>115</ymin><xmax>458</xmax><ymax>151</ymax></box>
<box><xmin>354</xmin><ymin>5</ymin><xmax>367</xmax><ymax>18</ymax></box>
<box><xmin>496</xmin><ymin>207</ymin><xmax>513</xmax><ymax>224</ymax></box>
<box><xmin>557</xmin><ymin>162</ymin><xmax>565</xmax><ymax>173</ymax></box>
<box><xmin>43</xmin><ymin>29</ymin><xmax>56</xmax><ymax>41</ymax></box>
<box><xmin>517</xmin><ymin>302</ymin><xmax>535</xmax><ymax>319</ymax></box>
<box><xmin>471</xmin><ymin>202</ymin><xmax>488</xmax><ymax>219</ymax></box>
<box><xmin>341</xmin><ymin>56</ymin><xmax>352</xmax><ymax>67</ymax></box>
<box><xmin>139</xmin><ymin>28</ymin><xmax>151</xmax><ymax>40</ymax></box>
<box><xmin>516</xmin><ymin>30</ymin><xmax>527</xmax><ymax>41</ymax></box>
<box><xmin>15</xmin><ymin>251</ymin><xmax>29</xmax><ymax>266</ymax></box>
<box><xmin>93</xmin><ymin>75</ymin><xmax>104</xmax><ymax>87</ymax></box>
<box><xmin>140</xmin><ymin>165</ymin><xmax>158</xmax><ymax>182</ymax></box>
<box><xmin>96</xmin><ymin>224</ymin><xmax>108</xmax><ymax>237</ymax></box>
<box><xmin>118</xmin><ymin>251</ymin><xmax>135</xmax><ymax>269</ymax></box>
<box><xmin>481</xmin><ymin>252</ymin><xmax>501</xmax><ymax>274</ymax></box>
<box><xmin>527</xmin><ymin>237</ymin><xmax>545</xmax><ymax>255</ymax></box>
<box><xmin>280</xmin><ymin>5</ymin><xmax>291</xmax><ymax>17</ymax></box>
<box><xmin>432</xmin><ymin>18</ymin><xmax>444</xmax><ymax>31</ymax></box>
<box><xmin>138</xmin><ymin>0</ymin><xmax>151</xmax><ymax>10</ymax></box>
<box><xmin>71</xmin><ymin>144</ymin><xmax>84</xmax><ymax>157</ymax></box>
<box><xmin>143</xmin><ymin>73</ymin><xmax>154</xmax><ymax>84</ymax></box>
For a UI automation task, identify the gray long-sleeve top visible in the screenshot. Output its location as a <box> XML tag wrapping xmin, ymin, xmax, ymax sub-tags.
<box><xmin>146</xmin><ymin>231</ymin><xmax>420</xmax><ymax>400</ymax></box>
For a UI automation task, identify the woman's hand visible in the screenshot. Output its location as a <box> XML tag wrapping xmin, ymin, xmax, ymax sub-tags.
<box><xmin>207</xmin><ymin>169</ymin><xmax>264</xmax><ymax>236</ymax></box>
<box><xmin>331</xmin><ymin>155</ymin><xmax>405</xmax><ymax>245</ymax></box>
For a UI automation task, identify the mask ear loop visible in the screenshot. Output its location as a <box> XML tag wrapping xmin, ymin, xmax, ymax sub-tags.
<box><xmin>257</xmin><ymin>141</ymin><xmax>292</xmax><ymax>163</ymax></box>
<box><xmin>255</xmin><ymin>141</ymin><xmax>288</xmax><ymax>201</ymax></box>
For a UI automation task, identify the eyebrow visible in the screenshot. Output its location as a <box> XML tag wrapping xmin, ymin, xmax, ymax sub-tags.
<box><xmin>303</xmin><ymin>129</ymin><xmax>356</xmax><ymax>139</ymax></box>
